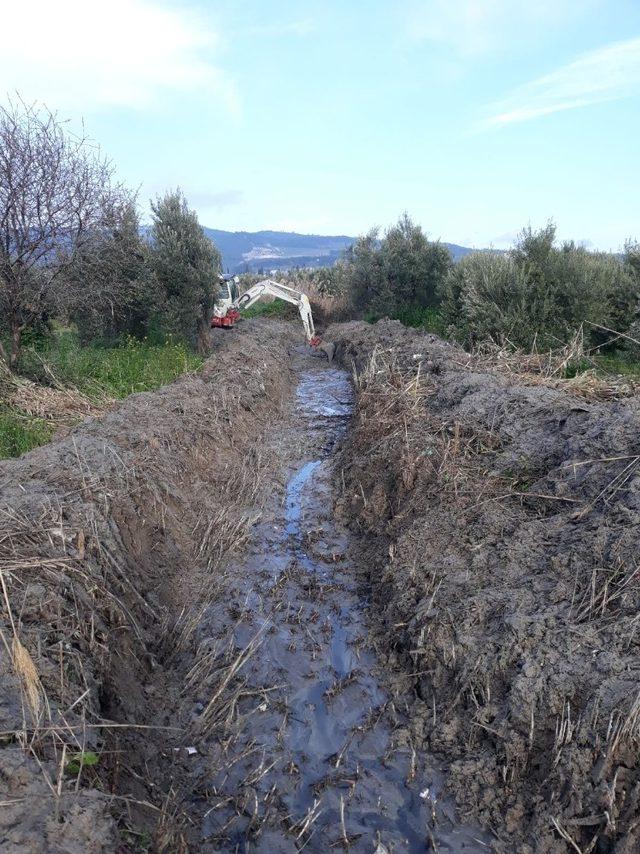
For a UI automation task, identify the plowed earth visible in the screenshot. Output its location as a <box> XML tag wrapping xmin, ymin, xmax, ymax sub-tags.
<box><xmin>1</xmin><ymin>318</ymin><xmax>638</xmax><ymax>852</ymax></box>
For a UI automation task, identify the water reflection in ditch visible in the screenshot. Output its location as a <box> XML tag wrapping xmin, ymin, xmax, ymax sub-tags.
<box><xmin>201</xmin><ymin>367</ymin><xmax>487</xmax><ymax>852</ymax></box>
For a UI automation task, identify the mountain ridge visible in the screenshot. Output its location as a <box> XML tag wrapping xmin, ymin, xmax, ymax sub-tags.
<box><xmin>202</xmin><ymin>227</ymin><xmax>476</xmax><ymax>273</ymax></box>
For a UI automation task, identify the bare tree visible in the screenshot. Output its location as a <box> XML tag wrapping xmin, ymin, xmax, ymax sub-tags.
<box><xmin>0</xmin><ymin>98</ymin><xmax>121</xmax><ymax>368</ymax></box>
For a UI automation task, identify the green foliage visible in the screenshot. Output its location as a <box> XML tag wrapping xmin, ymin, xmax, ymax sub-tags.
<box><xmin>439</xmin><ymin>251</ymin><xmax>553</xmax><ymax>347</ymax></box>
<box><xmin>1</xmin><ymin>329</ymin><xmax>203</xmax><ymax>460</ymax></box>
<box><xmin>391</xmin><ymin>305</ymin><xmax>445</xmax><ymax>333</ymax></box>
<box><xmin>67</xmin><ymin>200</ymin><xmax>160</xmax><ymax>344</ymax></box>
<box><xmin>150</xmin><ymin>189</ymin><xmax>221</xmax><ymax>351</ymax></box>
<box><xmin>306</xmin><ymin>264</ymin><xmax>346</xmax><ymax>296</ymax></box>
<box><xmin>342</xmin><ymin>215</ymin><xmax>452</xmax><ymax>318</ymax></box>
<box><xmin>241</xmin><ymin>300</ymin><xmax>296</xmax><ymax>320</ymax></box>
<box><xmin>65</xmin><ymin>751</ymin><xmax>99</xmax><ymax>776</ymax></box>
<box><xmin>596</xmin><ymin>352</ymin><xmax>640</xmax><ymax>377</ymax></box>
<box><xmin>0</xmin><ymin>408</ymin><xmax>54</xmax><ymax>459</ymax></box>
<box><xmin>439</xmin><ymin>222</ymin><xmax>640</xmax><ymax>349</ymax></box>
<box><xmin>19</xmin><ymin>329</ymin><xmax>203</xmax><ymax>400</ymax></box>
<box><xmin>343</xmin><ymin>228</ymin><xmax>392</xmax><ymax>316</ymax></box>
<box><xmin>384</xmin><ymin>213</ymin><xmax>451</xmax><ymax>309</ymax></box>
<box><xmin>365</xmin><ymin>303</ymin><xmax>445</xmax><ymax>333</ymax></box>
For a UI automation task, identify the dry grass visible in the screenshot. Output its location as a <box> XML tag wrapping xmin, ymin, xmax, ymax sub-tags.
<box><xmin>351</xmin><ymin>348</ymin><xmax>505</xmax><ymax>519</ymax></box>
<box><xmin>0</xmin><ymin>359</ymin><xmax>106</xmax><ymax>424</ymax></box>
<box><xmin>0</xmin><ymin>328</ymin><xmax>296</xmax><ymax>846</ymax></box>
<box><xmin>466</xmin><ymin>329</ymin><xmax>640</xmax><ymax>402</ymax></box>
<box><xmin>298</xmin><ymin>280</ymin><xmax>349</xmax><ymax>327</ymax></box>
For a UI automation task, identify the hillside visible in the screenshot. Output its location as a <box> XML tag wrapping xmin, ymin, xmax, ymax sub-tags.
<box><xmin>204</xmin><ymin>227</ymin><xmax>475</xmax><ymax>272</ymax></box>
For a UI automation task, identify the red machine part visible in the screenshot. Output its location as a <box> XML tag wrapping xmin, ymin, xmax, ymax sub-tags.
<box><xmin>211</xmin><ymin>308</ymin><xmax>241</xmax><ymax>328</ymax></box>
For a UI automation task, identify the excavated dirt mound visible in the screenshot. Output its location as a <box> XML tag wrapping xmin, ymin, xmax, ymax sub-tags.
<box><xmin>328</xmin><ymin>319</ymin><xmax>640</xmax><ymax>853</ymax></box>
<box><xmin>0</xmin><ymin>321</ymin><xmax>298</xmax><ymax>851</ymax></box>
<box><xmin>4</xmin><ymin>315</ymin><xmax>640</xmax><ymax>852</ymax></box>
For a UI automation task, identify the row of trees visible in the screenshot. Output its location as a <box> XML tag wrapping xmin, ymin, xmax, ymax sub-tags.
<box><xmin>0</xmin><ymin>101</ymin><xmax>220</xmax><ymax>370</ymax></box>
<box><xmin>4</xmin><ymin>99</ymin><xmax>637</xmax><ymax>368</ymax></box>
<box><xmin>440</xmin><ymin>224</ymin><xmax>640</xmax><ymax>350</ymax></box>
<box><xmin>338</xmin><ymin>215</ymin><xmax>640</xmax><ymax>353</ymax></box>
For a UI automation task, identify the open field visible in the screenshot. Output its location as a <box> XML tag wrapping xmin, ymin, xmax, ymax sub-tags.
<box><xmin>1</xmin><ymin>317</ymin><xmax>639</xmax><ymax>851</ymax></box>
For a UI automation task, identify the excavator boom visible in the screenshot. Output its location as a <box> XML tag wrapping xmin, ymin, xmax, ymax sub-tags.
<box><xmin>212</xmin><ymin>278</ymin><xmax>320</xmax><ymax>346</ymax></box>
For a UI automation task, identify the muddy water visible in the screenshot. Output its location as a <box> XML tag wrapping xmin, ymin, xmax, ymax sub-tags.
<box><xmin>198</xmin><ymin>365</ymin><xmax>486</xmax><ymax>851</ymax></box>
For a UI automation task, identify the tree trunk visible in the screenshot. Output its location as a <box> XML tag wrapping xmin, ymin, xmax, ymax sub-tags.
<box><xmin>196</xmin><ymin>316</ymin><xmax>210</xmax><ymax>356</ymax></box>
<box><xmin>9</xmin><ymin>321</ymin><xmax>22</xmax><ymax>370</ymax></box>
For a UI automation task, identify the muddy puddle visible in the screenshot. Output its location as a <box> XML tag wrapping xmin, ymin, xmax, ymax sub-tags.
<box><xmin>195</xmin><ymin>364</ymin><xmax>487</xmax><ymax>851</ymax></box>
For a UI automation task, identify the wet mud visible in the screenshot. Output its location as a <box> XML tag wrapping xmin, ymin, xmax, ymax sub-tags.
<box><xmin>11</xmin><ymin>316</ymin><xmax>635</xmax><ymax>851</ymax></box>
<box><xmin>194</xmin><ymin>362</ymin><xmax>486</xmax><ymax>851</ymax></box>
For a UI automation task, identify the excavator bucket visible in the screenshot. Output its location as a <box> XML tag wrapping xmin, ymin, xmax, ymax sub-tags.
<box><xmin>318</xmin><ymin>341</ymin><xmax>336</xmax><ymax>363</ymax></box>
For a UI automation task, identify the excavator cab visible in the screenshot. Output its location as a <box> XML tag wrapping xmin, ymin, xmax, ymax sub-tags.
<box><xmin>212</xmin><ymin>274</ymin><xmax>242</xmax><ymax>328</ymax></box>
<box><xmin>217</xmin><ymin>274</ymin><xmax>240</xmax><ymax>304</ymax></box>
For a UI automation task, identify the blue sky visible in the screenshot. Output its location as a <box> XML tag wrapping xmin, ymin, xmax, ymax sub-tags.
<box><xmin>3</xmin><ymin>0</ymin><xmax>639</xmax><ymax>249</ymax></box>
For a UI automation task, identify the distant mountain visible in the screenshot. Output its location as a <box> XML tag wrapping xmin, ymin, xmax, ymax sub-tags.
<box><xmin>203</xmin><ymin>228</ymin><xmax>476</xmax><ymax>273</ymax></box>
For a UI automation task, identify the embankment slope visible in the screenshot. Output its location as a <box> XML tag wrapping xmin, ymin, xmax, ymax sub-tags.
<box><xmin>330</xmin><ymin>319</ymin><xmax>640</xmax><ymax>853</ymax></box>
<box><xmin>0</xmin><ymin>321</ymin><xmax>297</xmax><ymax>851</ymax></box>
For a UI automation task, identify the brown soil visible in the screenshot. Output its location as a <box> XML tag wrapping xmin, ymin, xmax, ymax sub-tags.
<box><xmin>2</xmin><ymin>315</ymin><xmax>639</xmax><ymax>852</ymax></box>
<box><xmin>0</xmin><ymin>321</ymin><xmax>299</xmax><ymax>851</ymax></box>
<box><xmin>328</xmin><ymin>319</ymin><xmax>640</xmax><ymax>853</ymax></box>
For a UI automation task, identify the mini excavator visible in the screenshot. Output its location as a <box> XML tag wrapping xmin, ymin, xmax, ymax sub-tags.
<box><xmin>211</xmin><ymin>275</ymin><xmax>321</xmax><ymax>347</ymax></box>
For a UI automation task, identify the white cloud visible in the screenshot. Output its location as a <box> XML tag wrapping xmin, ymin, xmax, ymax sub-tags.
<box><xmin>0</xmin><ymin>0</ymin><xmax>238</xmax><ymax>114</ymax></box>
<box><xmin>490</xmin><ymin>229</ymin><xmax>520</xmax><ymax>248</ymax></box>
<box><xmin>478</xmin><ymin>36</ymin><xmax>640</xmax><ymax>129</ymax></box>
<box><xmin>405</xmin><ymin>0</ymin><xmax>597</xmax><ymax>56</ymax></box>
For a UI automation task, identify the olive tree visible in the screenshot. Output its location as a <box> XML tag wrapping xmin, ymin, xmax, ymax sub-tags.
<box><xmin>65</xmin><ymin>198</ymin><xmax>160</xmax><ymax>343</ymax></box>
<box><xmin>439</xmin><ymin>224</ymin><xmax>639</xmax><ymax>349</ymax></box>
<box><xmin>150</xmin><ymin>190</ymin><xmax>221</xmax><ymax>352</ymax></box>
<box><xmin>342</xmin><ymin>228</ymin><xmax>392</xmax><ymax>315</ymax></box>
<box><xmin>342</xmin><ymin>215</ymin><xmax>452</xmax><ymax>318</ymax></box>
<box><xmin>0</xmin><ymin>99</ymin><xmax>123</xmax><ymax>368</ymax></box>
<box><xmin>382</xmin><ymin>213</ymin><xmax>451</xmax><ymax>309</ymax></box>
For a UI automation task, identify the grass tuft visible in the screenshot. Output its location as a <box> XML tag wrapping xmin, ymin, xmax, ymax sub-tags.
<box><xmin>0</xmin><ymin>407</ymin><xmax>55</xmax><ymax>459</ymax></box>
<box><xmin>241</xmin><ymin>300</ymin><xmax>297</xmax><ymax>320</ymax></box>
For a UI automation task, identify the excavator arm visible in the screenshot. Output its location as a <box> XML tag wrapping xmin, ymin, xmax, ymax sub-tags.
<box><xmin>236</xmin><ymin>280</ymin><xmax>320</xmax><ymax>346</ymax></box>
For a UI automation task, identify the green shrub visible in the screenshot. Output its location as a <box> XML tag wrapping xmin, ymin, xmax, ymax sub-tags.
<box><xmin>439</xmin><ymin>253</ymin><xmax>539</xmax><ymax>346</ymax></box>
<box><xmin>439</xmin><ymin>224</ymin><xmax>639</xmax><ymax>349</ymax></box>
<box><xmin>343</xmin><ymin>215</ymin><xmax>452</xmax><ymax>318</ymax></box>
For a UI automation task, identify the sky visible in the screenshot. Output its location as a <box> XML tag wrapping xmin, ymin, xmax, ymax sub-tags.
<box><xmin>2</xmin><ymin>0</ymin><xmax>639</xmax><ymax>250</ymax></box>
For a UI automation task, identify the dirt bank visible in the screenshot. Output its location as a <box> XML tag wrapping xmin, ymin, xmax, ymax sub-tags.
<box><xmin>328</xmin><ymin>319</ymin><xmax>640</xmax><ymax>852</ymax></box>
<box><xmin>0</xmin><ymin>321</ymin><xmax>298</xmax><ymax>850</ymax></box>
<box><xmin>5</xmin><ymin>315</ymin><xmax>640</xmax><ymax>852</ymax></box>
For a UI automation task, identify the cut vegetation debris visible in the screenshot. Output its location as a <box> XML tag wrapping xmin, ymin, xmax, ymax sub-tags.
<box><xmin>467</xmin><ymin>330</ymin><xmax>640</xmax><ymax>402</ymax></box>
<box><xmin>329</xmin><ymin>319</ymin><xmax>640</xmax><ymax>853</ymax></box>
<box><xmin>0</xmin><ymin>320</ymin><xmax>297</xmax><ymax>850</ymax></box>
<box><xmin>1</xmin><ymin>316</ymin><xmax>640</xmax><ymax>852</ymax></box>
